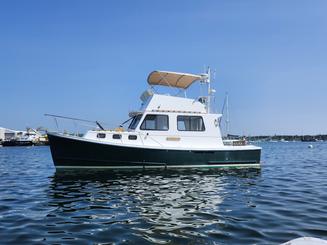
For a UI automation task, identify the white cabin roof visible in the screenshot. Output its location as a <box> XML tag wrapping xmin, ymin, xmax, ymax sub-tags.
<box><xmin>147</xmin><ymin>71</ymin><xmax>203</xmax><ymax>89</ymax></box>
<box><xmin>144</xmin><ymin>94</ymin><xmax>207</xmax><ymax>114</ymax></box>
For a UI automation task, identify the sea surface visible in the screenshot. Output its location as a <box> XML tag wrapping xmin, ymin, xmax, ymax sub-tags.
<box><xmin>0</xmin><ymin>142</ymin><xmax>326</xmax><ymax>244</ymax></box>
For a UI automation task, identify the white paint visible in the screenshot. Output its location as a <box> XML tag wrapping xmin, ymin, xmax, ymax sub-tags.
<box><xmin>143</xmin><ymin>94</ymin><xmax>207</xmax><ymax>113</ymax></box>
<box><xmin>0</xmin><ymin>127</ymin><xmax>25</xmax><ymax>141</ymax></box>
<box><xmin>282</xmin><ymin>237</ymin><xmax>327</xmax><ymax>245</ymax></box>
<box><xmin>79</xmin><ymin>93</ymin><xmax>260</xmax><ymax>151</ymax></box>
<box><xmin>0</xmin><ymin>128</ymin><xmax>4</xmax><ymax>141</ymax></box>
<box><xmin>55</xmin><ymin>132</ymin><xmax>260</xmax><ymax>151</ymax></box>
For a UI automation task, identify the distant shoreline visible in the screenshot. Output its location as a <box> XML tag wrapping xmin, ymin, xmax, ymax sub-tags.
<box><xmin>241</xmin><ymin>135</ymin><xmax>327</xmax><ymax>142</ymax></box>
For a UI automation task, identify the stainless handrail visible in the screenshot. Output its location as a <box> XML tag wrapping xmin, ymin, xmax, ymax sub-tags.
<box><xmin>44</xmin><ymin>114</ymin><xmax>106</xmax><ymax>136</ymax></box>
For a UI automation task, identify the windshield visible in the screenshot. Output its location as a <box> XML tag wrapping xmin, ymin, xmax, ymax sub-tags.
<box><xmin>128</xmin><ymin>114</ymin><xmax>143</xmax><ymax>130</ymax></box>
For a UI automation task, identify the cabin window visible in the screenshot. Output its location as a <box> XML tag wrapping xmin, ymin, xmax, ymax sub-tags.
<box><xmin>177</xmin><ymin>116</ymin><xmax>205</xmax><ymax>131</ymax></box>
<box><xmin>140</xmin><ymin>114</ymin><xmax>169</xmax><ymax>131</ymax></box>
<box><xmin>112</xmin><ymin>134</ymin><xmax>122</xmax><ymax>139</ymax></box>
<box><xmin>128</xmin><ymin>135</ymin><xmax>137</xmax><ymax>140</ymax></box>
<box><xmin>128</xmin><ymin>114</ymin><xmax>142</xmax><ymax>130</ymax></box>
<box><xmin>97</xmin><ymin>133</ymin><xmax>106</xmax><ymax>138</ymax></box>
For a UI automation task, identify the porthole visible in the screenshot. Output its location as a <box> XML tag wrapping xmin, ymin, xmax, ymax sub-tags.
<box><xmin>112</xmin><ymin>134</ymin><xmax>122</xmax><ymax>139</ymax></box>
<box><xmin>97</xmin><ymin>133</ymin><xmax>106</xmax><ymax>139</ymax></box>
<box><xmin>128</xmin><ymin>135</ymin><xmax>137</xmax><ymax>140</ymax></box>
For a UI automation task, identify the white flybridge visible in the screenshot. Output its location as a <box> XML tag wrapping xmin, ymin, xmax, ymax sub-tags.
<box><xmin>47</xmin><ymin>69</ymin><xmax>261</xmax><ymax>169</ymax></box>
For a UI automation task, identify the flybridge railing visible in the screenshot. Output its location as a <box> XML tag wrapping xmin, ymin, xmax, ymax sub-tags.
<box><xmin>44</xmin><ymin>114</ymin><xmax>106</xmax><ymax>136</ymax></box>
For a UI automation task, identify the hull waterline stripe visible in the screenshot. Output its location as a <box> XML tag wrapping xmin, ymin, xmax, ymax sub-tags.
<box><xmin>55</xmin><ymin>163</ymin><xmax>261</xmax><ymax>169</ymax></box>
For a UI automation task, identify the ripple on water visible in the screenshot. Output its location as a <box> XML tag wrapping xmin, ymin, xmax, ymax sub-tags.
<box><xmin>0</xmin><ymin>143</ymin><xmax>327</xmax><ymax>244</ymax></box>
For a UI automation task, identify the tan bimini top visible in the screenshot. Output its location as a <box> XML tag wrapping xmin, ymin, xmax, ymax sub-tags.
<box><xmin>147</xmin><ymin>71</ymin><xmax>203</xmax><ymax>89</ymax></box>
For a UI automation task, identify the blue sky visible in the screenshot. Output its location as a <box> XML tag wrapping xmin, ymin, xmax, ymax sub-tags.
<box><xmin>0</xmin><ymin>0</ymin><xmax>326</xmax><ymax>135</ymax></box>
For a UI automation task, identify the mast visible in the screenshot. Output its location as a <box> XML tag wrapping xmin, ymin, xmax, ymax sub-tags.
<box><xmin>225</xmin><ymin>93</ymin><xmax>230</xmax><ymax>136</ymax></box>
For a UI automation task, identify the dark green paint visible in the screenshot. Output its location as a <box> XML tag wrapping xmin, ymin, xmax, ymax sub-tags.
<box><xmin>48</xmin><ymin>133</ymin><xmax>261</xmax><ymax>168</ymax></box>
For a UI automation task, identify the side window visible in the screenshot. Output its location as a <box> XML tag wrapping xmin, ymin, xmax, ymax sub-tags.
<box><xmin>128</xmin><ymin>114</ymin><xmax>142</xmax><ymax>130</ymax></box>
<box><xmin>140</xmin><ymin>114</ymin><xmax>169</xmax><ymax>131</ymax></box>
<box><xmin>177</xmin><ymin>116</ymin><xmax>205</xmax><ymax>131</ymax></box>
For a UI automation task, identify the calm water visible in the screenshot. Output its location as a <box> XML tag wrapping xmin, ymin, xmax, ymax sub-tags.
<box><xmin>0</xmin><ymin>142</ymin><xmax>326</xmax><ymax>244</ymax></box>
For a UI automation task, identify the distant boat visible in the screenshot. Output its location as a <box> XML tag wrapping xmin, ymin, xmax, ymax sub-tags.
<box><xmin>2</xmin><ymin>131</ymin><xmax>36</xmax><ymax>146</ymax></box>
<box><xmin>2</xmin><ymin>128</ymin><xmax>48</xmax><ymax>147</ymax></box>
<box><xmin>2</xmin><ymin>139</ymin><xmax>34</xmax><ymax>147</ymax></box>
<box><xmin>301</xmin><ymin>136</ymin><xmax>317</xmax><ymax>142</ymax></box>
<box><xmin>223</xmin><ymin>139</ymin><xmax>247</xmax><ymax>146</ymax></box>
<box><xmin>219</xmin><ymin>96</ymin><xmax>247</xmax><ymax>147</ymax></box>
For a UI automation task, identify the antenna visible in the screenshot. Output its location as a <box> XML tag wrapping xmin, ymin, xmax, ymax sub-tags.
<box><xmin>207</xmin><ymin>67</ymin><xmax>211</xmax><ymax>113</ymax></box>
<box><xmin>199</xmin><ymin>66</ymin><xmax>216</xmax><ymax>113</ymax></box>
<box><xmin>205</xmin><ymin>67</ymin><xmax>217</xmax><ymax>114</ymax></box>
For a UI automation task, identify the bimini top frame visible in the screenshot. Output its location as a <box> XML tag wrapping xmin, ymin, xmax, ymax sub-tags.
<box><xmin>147</xmin><ymin>69</ymin><xmax>214</xmax><ymax>113</ymax></box>
<box><xmin>147</xmin><ymin>71</ymin><xmax>207</xmax><ymax>89</ymax></box>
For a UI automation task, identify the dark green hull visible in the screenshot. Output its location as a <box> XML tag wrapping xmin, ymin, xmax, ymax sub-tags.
<box><xmin>48</xmin><ymin>133</ymin><xmax>261</xmax><ymax>169</ymax></box>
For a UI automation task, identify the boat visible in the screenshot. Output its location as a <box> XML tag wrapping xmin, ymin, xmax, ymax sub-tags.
<box><xmin>1</xmin><ymin>128</ymin><xmax>48</xmax><ymax>147</ymax></box>
<box><xmin>282</xmin><ymin>237</ymin><xmax>327</xmax><ymax>245</ymax></box>
<box><xmin>219</xmin><ymin>94</ymin><xmax>248</xmax><ymax>146</ymax></box>
<box><xmin>301</xmin><ymin>136</ymin><xmax>318</xmax><ymax>142</ymax></box>
<box><xmin>47</xmin><ymin>69</ymin><xmax>261</xmax><ymax>169</ymax></box>
<box><xmin>2</xmin><ymin>139</ymin><xmax>34</xmax><ymax>147</ymax></box>
<box><xmin>2</xmin><ymin>131</ymin><xmax>35</xmax><ymax>146</ymax></box>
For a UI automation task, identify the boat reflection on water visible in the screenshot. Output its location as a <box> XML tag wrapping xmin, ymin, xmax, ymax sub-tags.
<box><xmin>47</xmin><ymin>169</ymin><xmax>261</xmax><ymax>243</ymax></box>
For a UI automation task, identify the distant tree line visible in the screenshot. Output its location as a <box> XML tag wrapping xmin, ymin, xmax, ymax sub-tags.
<box><xmin>243</xmin><ymin>135</ymin><xmax>327</xmax><ymax>142</ymax></box>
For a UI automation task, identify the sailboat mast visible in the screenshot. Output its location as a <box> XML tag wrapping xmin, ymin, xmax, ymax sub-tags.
<box><xmin>225</xmin><ymin>93</ymin><xmax>230</xmax><ymax>136</ymax></box>
<box><xmin>207</xmin><ymin>67</ymin><xmax>211</xmax><ymax>113</ymax></box>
